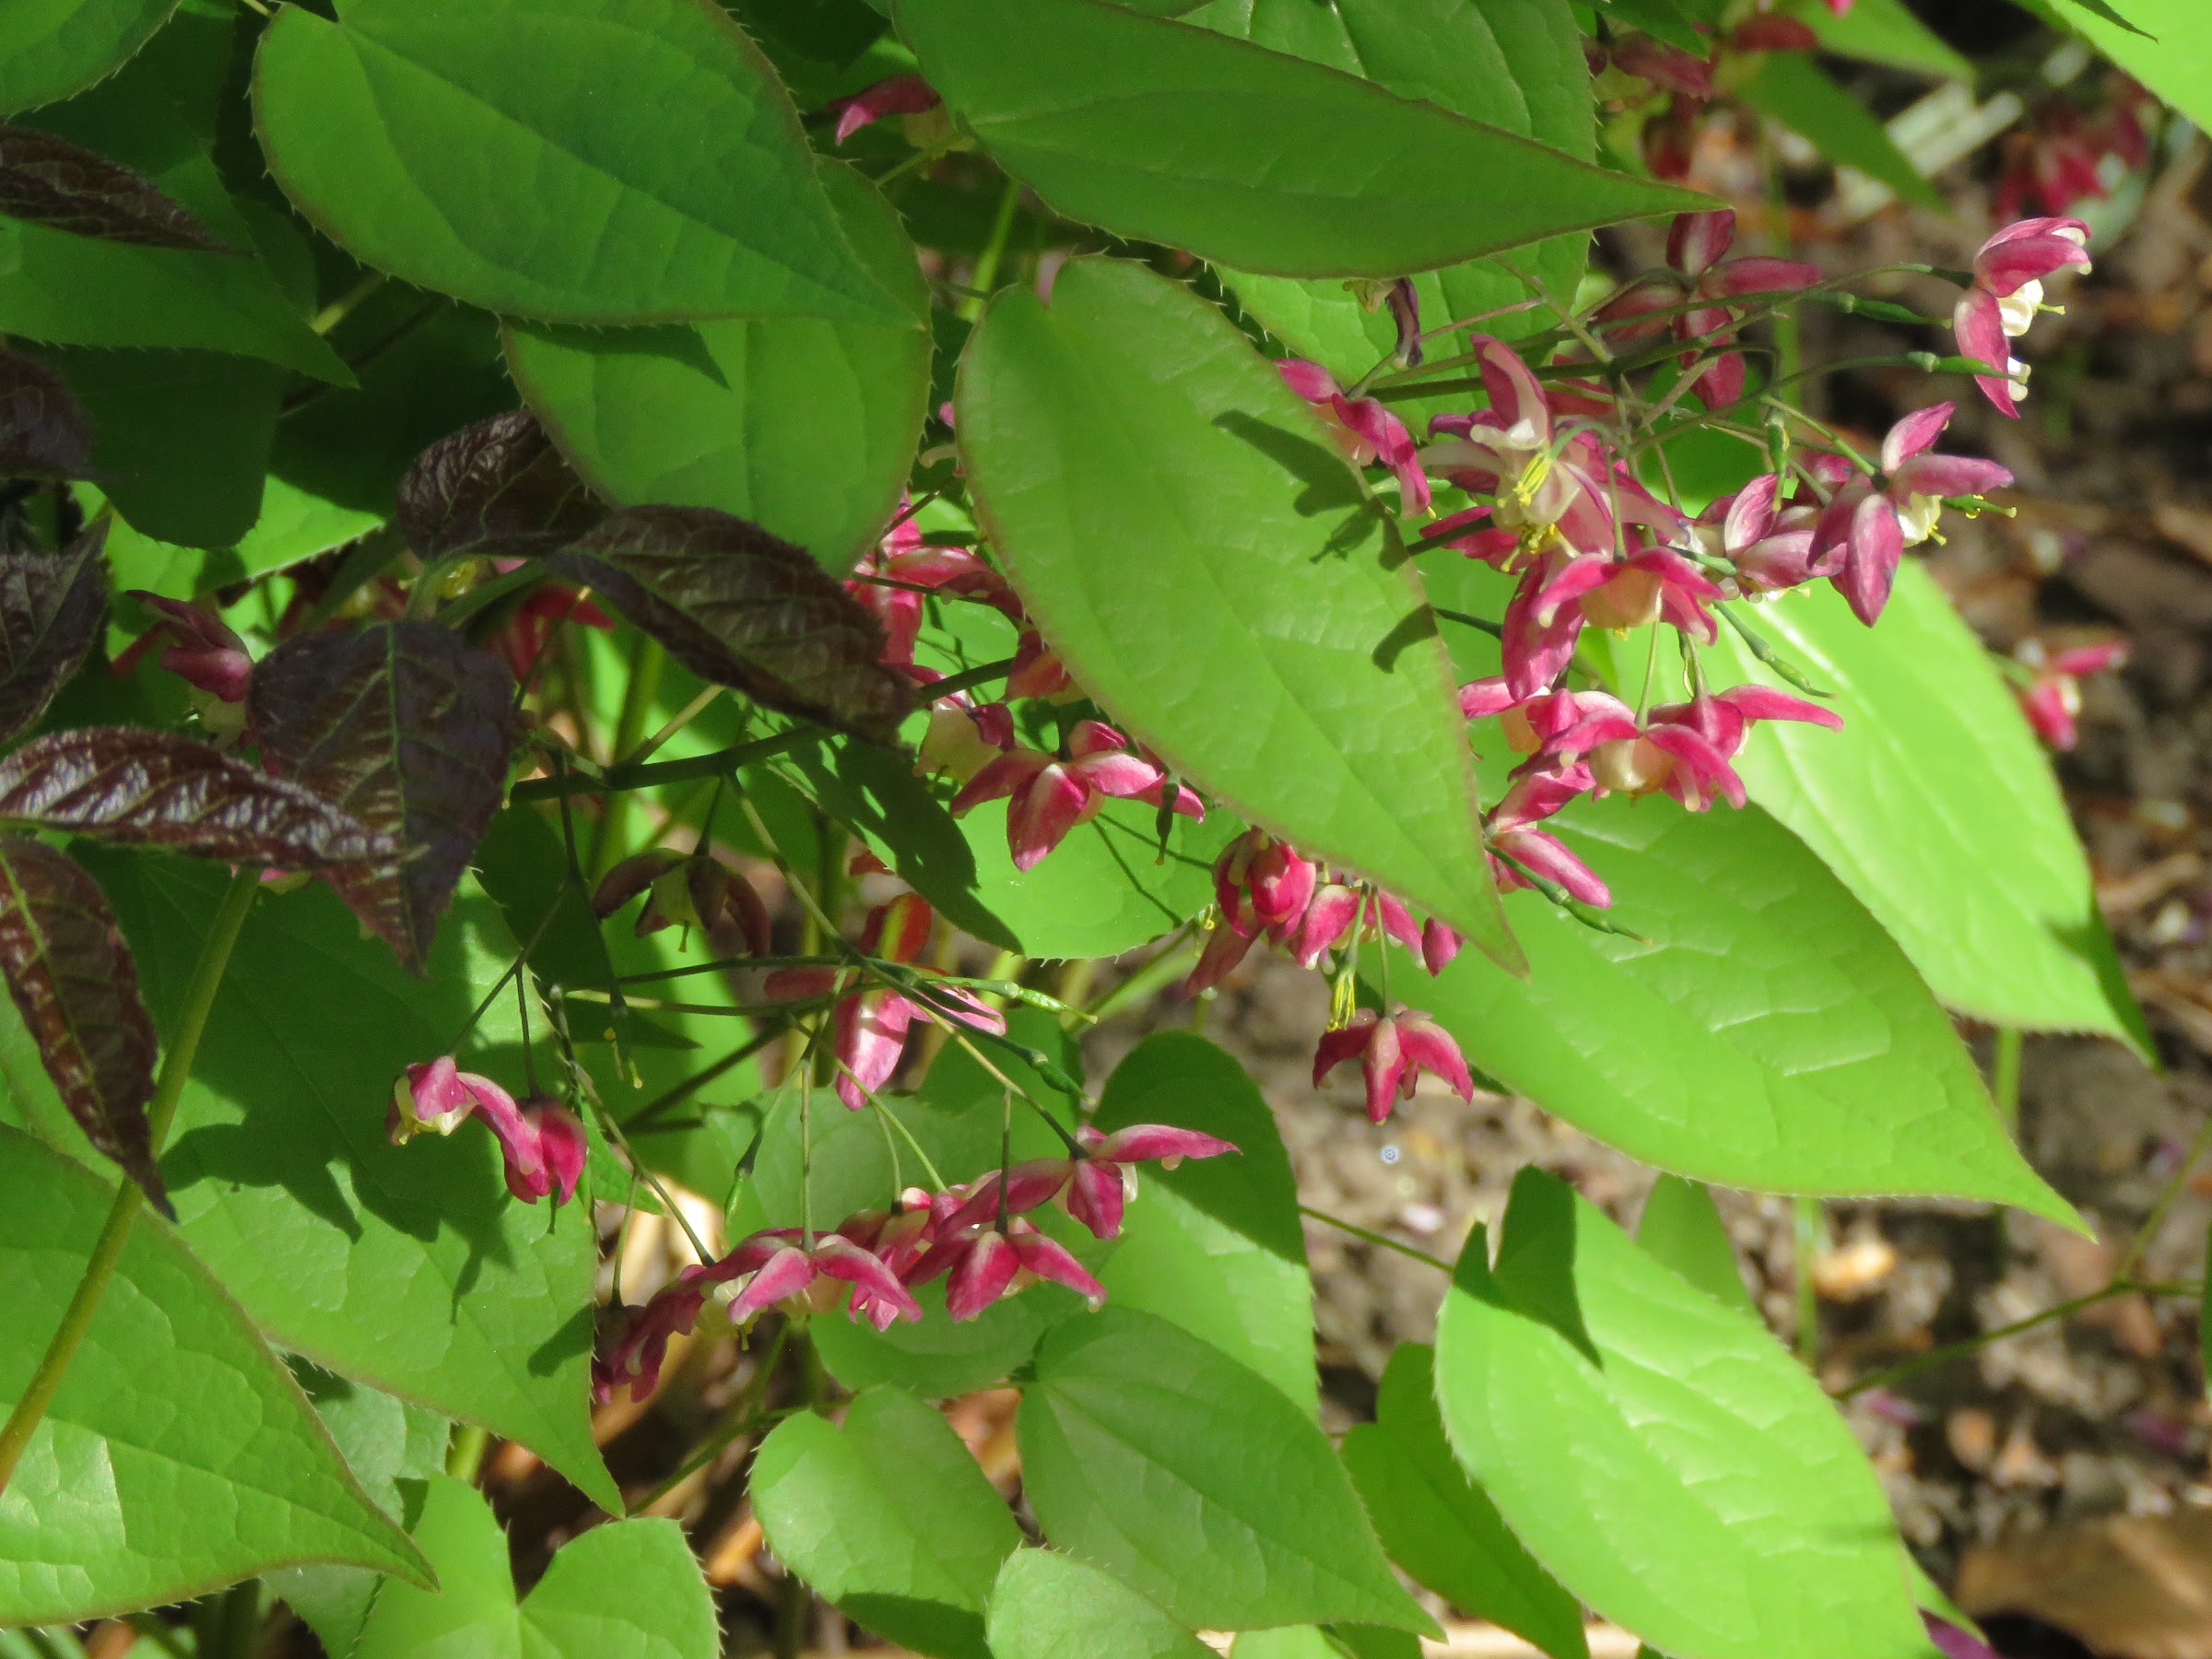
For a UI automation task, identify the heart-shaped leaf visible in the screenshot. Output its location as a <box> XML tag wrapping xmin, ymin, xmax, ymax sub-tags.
<box><xmin>0</xmin><ymin>726</ymin><xmax>400</xmax><ymax>873</ymax></box>
<box><xmin>353</xmin><ymin>1475</ymin><xmax>717</xmax><ymax>1658</ymax></box>
<box><xmin>1435</xmin><ymin>1170</ymin><xmax>1936</xmax><ymax>1659</ymax></box>
<box><xmin>897</xmin><ymin>0</ymin><xmax>1701</xmax><ymax>278</ymax></box>
<box><xmin>0</xmin><ymin>0</ymin><xmax>182</xmax><ymax>118</ymax></box>
<box><xmin>1018</xmin><ymin>1306</ymin><xmax>1431</xmax><ymax>1633</ymax></box>
<box><xmin>1636</xmin><ymin>1176</ymin><xmax>1759</xmax><ymax>1318</ymax></box>
<box><xmin>395</xmin><ymin>409</ymin><xmax>606</xmax><ymax>563</ymax></box>
<box><xmin>1340</xmin><ymin>1345</ymin><xmax>1585</xmax><ymax>1659</ymax></box>
<box><xmin>0</xmin><ymin>517</ymin><xmax>107</xmax><ymax>745</ymax></box>
<box><xmin>956</xmin><ymin>255</ymin><xmax>1517</xmax><ymax>968</ymax></box>
<box><xmin>506</xmin><ymin>160</ymin><xmax>931</xmax><ymax>575</ymax></box>
<box><xmin>249</xmin><ymin>622</ymin><xmax>518</xmax><ymax>970</ymax></box>
<box><xmin>0</xmin><ymin>119</ymin><xmax>225</xmax><ymax>250</ymax></box>
<box><xmin>541</xmin><ymin>504</ymin><xmax>913</xmax><ymax>742</ymax></box>
<box><xmin>985</xmin><ymin>1549</ymin><xmax>1214</xmax><ymax>1659</ymax></box>
<box><xmin>0</xmin><ymin>1123</ymin><xmax>427</xmax><ymax>1624</ymax></box>
<box><xmin>0</xmin><ymin>345</ymin><xmax>94</xmax><ymax>479</ymax></box>
<box><xmin>753</xmin><ymin>1387</ymin><xmax>1023</xmax><ymax>1659</ymax></box>
<box><xmin>253</xmin><ymin>0</ymin><xmax>906</xmax><ymax>325</ymax></box>
<box><xmin>0</xmin><ymin>833</ymin><xmax>160</xmax><ymax>1211</ymax></box>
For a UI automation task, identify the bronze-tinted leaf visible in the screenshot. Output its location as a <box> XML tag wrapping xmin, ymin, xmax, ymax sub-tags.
<box><xmin>394</xmin><ymin>409</ymin><xmax>605</xmax><ymax>561</ymax></box>
<box><xmin>0</xmin><ymin>347</ymin><xmax>95</xmax><ymax>481</ymax></box>
<box><xmin>249</xmin><ymin>622</ymin><xmax>517</xmax><ymax>971</ymax></box>
<box><xmin>542</xmin><ymin>505</ymin><xmax>912</xmax><ymax>742</ymax></box>
<box><xmin>0</xmin><ymin>833</ymin><xmax>166</xmax><ymax>1215</ymax></box>
<box><xmin>0</xmin><ymin>122</ymin><xmax>229</xmax><ymax>253</ymax></box>
<box><xmin>0</xmin><ymin>726</ymin><xmax>400</xmax><ymax>871</ymax></box>
<box><xmin>0</xmin><ymin>518</ymin><xmax>108</xmax><ymax>746</ymax></box>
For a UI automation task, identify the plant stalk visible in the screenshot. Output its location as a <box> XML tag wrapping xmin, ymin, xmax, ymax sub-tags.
<box><xmin>0</xmin><ymin>866</ymin><xmax>259</xmax><ymax>1498</ymax></box>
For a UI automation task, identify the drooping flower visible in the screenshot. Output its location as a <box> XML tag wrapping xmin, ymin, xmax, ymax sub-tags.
<box><xmin>952</xmin><ymin>720</ymin><xmax>1202</xmax><ymax>872</ymax></box>
<box><xmin>1952</xmin><ymin>217</ymin><xmax>2091</xmax><ymax>417</ymax></box>
<box><xmin>1529</xmin><ymin>544</ymin><xmax>1724</xmax><ymax>639</ymax></box>
<box><xmin>1006</xmin><ymin>629</ymin><xmax>1077</xmax><ymax>700</ymax></box>
<box><xmin>390</xmin><ymin>1057</ymin><xmax>585</xmax><ymax>1206</ymax></box>
<box><xmin>914</xmin><ymin>680</ymin><xmax>1015</xmax><ymax>783</ymax></box>
<box><xmin>1063</xmin><ymin>1123</ymin><xmax>1238</xmax><ymax>1241</ymax></box>
<box><xmin>592</xmin><ymin>849</ymin><xmax>772</xmax><ymax>955</ymax></box>
<box><xmin>825</xmin><ymin>73</ymin><xmax>942</xmax><ymax>147</ymax></box>
<box><xmin>124</xmin><ymin>591</ymin><xmax>254</xmax><ymax>731</ymax></box>
<box><xmin>846</xmin><ymin>503</ymin><xmax>1020</xmax><ymax>666</ymax></box>
<box><xmin>1691</xmin><ymin>474</ymin><xmax>1824</xmax><ymax>595</ymax></box>
<box><xmin>1809</xmin><ymin>405</ymin><xmax>2015</xmax><ymax>625</ymax></box>
<box><xmin>1312</xmin><ymin>1007</ymin><xmax>1476</xmax><ymax>1124</ymax></box>
<box><xmin>1420</xmin><ymin>338</ymin><xmax>1610</xmax><ymax>546</ymax></box>
<box><xmin>1484</xmin><ymin>767</ymin><xmax>1609</xmax><ymax>907</ymax></box>
<box><xmin>1541</xmin><ymin>686</ymin><xmax>1843</xmax><ymax>811</ymax></box>
<box><xmin>1661</xmin><ymin>211</ymin><xmax>1822</xmax><ymax>409</ymax></box>
<box><xmin>935</xmin><ymin>1219</ymin><xmax>1106</xmax><ymax>1322</ymax></box>
<box><xmin>2014</xmin><ymin>637</ymin><xmax>2126</xmax><ymax>750</ymax></box>
<box><xmin>761</xmin><ymin>893</ymin><xmax>1006</xmax><ymax>1108</ymax></box>
<box><xmin>1277</xmin><ymin>359</ymin><xmax>1431</xmax><ymax>517</ymax></box>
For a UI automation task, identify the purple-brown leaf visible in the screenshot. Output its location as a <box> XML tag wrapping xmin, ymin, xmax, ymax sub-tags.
<box><xmin>0</xmin><ymin>518</ymin><xmax>108</xmax><ymax>746</ymax></box>
<box><xmin>0</xmin><ymin>726</ymin><xmax>400</xmax><ymax>871</ymax></box>
<box><xmin>249</xmin><ymin>622</ymin><xmax>518</xmax><ymax>971</ymax></box>
<box><xmin>0</xmin><ymin>123</ymin><xmax>229</xmax><ymax>253</ymax></box>
<box><xmin>0</xmin><ymin>833</ymin><xmax>167</xmax><ymax>1216</ymax></box>
<box><xmin>542</xmin><ymin>505</ymin><xmax>912</xmax><ymax>742</ymax></box>
<box><xmin>0</xmin><ymin>347</ymin><xmax>95</xmax><ymax>481</ymax></box>
<box><xmin>395</xmin><ymin>410</ymin><xmax>605</xmax><ymax>561</ymax></box>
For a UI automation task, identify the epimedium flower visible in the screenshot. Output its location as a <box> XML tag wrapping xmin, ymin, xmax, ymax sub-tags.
<box><xmin>825</xmin><ymin>72</ymin><xmax>943</xmax><ymax>147</ymax></box>
<box><xmin>1277</xmin><ymin>359</ymin><xmax>1430</xmax><ymax>517</ymax></box>
<box><xmin>1661</xmin><ymin>210</ymin><xmax>1821</xmax><ymax>409</ymax></box>
<box><xmin>1420</xmin><ymin>337</ymin><xmax>1614</xmax><ymax>547</ymax></box>
<box><xmin>390</xmin><ymin>1057</ymin><xmax>585</xmax><ymax>1207</ymax></box>
<box><xmin>1486</xmin><ymin>769</ymin><xmax>1611</xmax><ymax>908</ymax></box>
<box><xmin>846</xmin><ymin>502</ymin><xmax>1021</xmax><ymax>668</ymax></box>
<box><xmin>952</xmin><ymin>719</ymin><xmax>1202</xmax><ymax>872</ymax></box>
<box><xmin>1690</xmin><ymin>473</ymin><xmax>1824</xmax><ymax>595</ymax></box>
<box><xmin>944</xmin><ymin>1123</ymin><xmax>1240</xmax><ymax>1243</ymax></box>
<box><xmin>1312</xmin><ymin>1007</ymin><xmax>1476</xmax><ymax>1124</ymax></box>
<box><xmin>913</xmin><ymin>675</ymin><xmax>1016</xmax><ymax>784</ymax></box>
<box><xmin>1952</xmin><ymin>217</ymin><xmax>2091</xmax><ymax>417</ymax></box>
<box><xmin>1809</xmin><ymin>404</ymin><xmax>2014</xmax><ymax>625</ymax></box>
<box><xmin>1529</xmin><ymin>544</ymin><xmax>1723</xmax><ymax>639</ymax></box>
<box><xmin>1540</xmin><ymin>686</ymin><xmax>1842</xmax><ymax>811</ymax></box>
<box><xmin>124</xmin><ymin>591</ymin><xmax>253</xmax><ymax>732</ymax></box>
<box><xmin>2014</xmin><ymin>637</ymin><xmax>2127</xmax><ymax>750</ymax></box>
<box><xmin>592</xmin><ymin>849</ymin><xmax>772</xmax><ymax>955</ymax></box>
<box><xmin>762</xmin><ymin>893</ymin><xmax>1006</xmax><ymax>1109</ymax></box>
<box><xmin>935</xmin><ymin>1218</ymin><xmax>1106</xmax><ymax>1322</ymax></box>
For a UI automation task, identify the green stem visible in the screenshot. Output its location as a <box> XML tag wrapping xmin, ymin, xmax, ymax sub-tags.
<box><xmin>961</xmin><ymin>178</ymin><xmax>1023</xmax><ymax>324</ymax></box>
<box><xmin>1794</xmin><ymin>1197</ymin><xmax>1823</xmax><ymax>1370</ymax></box>
<box><xmin>1991</xmin><ymin>1026</ymin><xmax>2023</xmax><ymax>1130</ymax></box>
<box><xmin>0</xmin><ymin>867</ymin><xmax>258</xmax><ymax>1496</ymax></box>
<box><xmin>588</xmin><ymin>634</ymin><xmax>665</xmax><ymax>878</ymax></box>
<box><xmin>445</xmin><ymin>1422</ymin><xmax>489</xmax><ymax>1483</ymax></box>
<box><xmin>1835</xmin><ymin>1278</ymin><xmax>2201</xmax><ymax>1399</ymax></box>
<box><xmin>1297</xmin><ymin>1204</ymin><xmax>1453</xmax><ymax>1275</ymax></box>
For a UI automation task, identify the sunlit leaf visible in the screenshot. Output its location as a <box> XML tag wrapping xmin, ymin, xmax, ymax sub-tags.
<box><xmin>249</xmin><ymin>622</ymin><xmax>518</xmax><ymax>970</ymax></box>
<box><xmin>0</xmin><ymin>0</ymin><xmax>182</xmax><ymax>118</ymax></box>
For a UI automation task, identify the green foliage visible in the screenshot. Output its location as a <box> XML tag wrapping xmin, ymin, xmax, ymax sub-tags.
<box><xmin>1436</xmin><ymin>1170</ymin><xmax>1936</xmax><ymax>1659</ymax></box>
<box><xmin>1735</xmin><ymin>53</ymin><xmax>1942</xmax><ymax>209</ymax></box>
<box><xmin>898</xmin><ymin>0</ymin><xmax>1701</xmax><ymax>278</ymax></box>
<box><xmin>1018</xmin><ymin>1306</ymin><xmax>1431</xmax><ymax>1633</ymax></box>
<box><xmin>1635</xmin><ymin>1176</ymin><xmax>1759</xmax><ymax>1318</ymax></box>
<box><xmin>253</xmin><ymin>0</ymin><xmax>909</xmax><ymax>325</ymax></box>
<box><xmin>0</xmin><ymin>1124</ymin><xmax>426</xmax><ymax>1623</ymax></box>
<box><xmin>353</xmin><ymin>1475</ymin><xmax>718</xmax><ymax>1659</ymax></box>
<box><xmin>958</xmin><ymin>256</ymin><xmax>1517</xmax><ymax>968</ymax></box>
<box><xmin>753</xmin><ymin>1387</ymin><xmax>1023</xmax><ymax>1658</ymax></box>
<box><xmin>0</xmin><ymin>0</ymin><xmax>182</xmax><ymax>116</ymax></box>
<box><xmin>1801</xmin><ymin>0</ymin><xmax>1974</xmax><ymax>81</ymax></box>
<box><xmin>984</xmin><ymin>1549</ymin><xmax>1214</xmax><ymax>1659</ymax></box>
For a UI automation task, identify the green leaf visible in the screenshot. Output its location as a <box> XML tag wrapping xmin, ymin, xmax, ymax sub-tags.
<box><xmin>270</xmin><ymin>1370</ymin><xmax>451</xmax><ymax>1659</ymax></box>
<box><xmin>507</xmin><ymin>161</ymin><xmax>931</xmax><ymax>575</ymax></box>
<box><xmin>253</xmin><ymin>0</ymin><xmax>907</xmax><ymax>325</ymax></box>
<box><xmin>38</xmin><ymin>346</ymin><xmax>282</xmax><ymax>550</ymax></box>
<box><xmin>66</xmin><ymin>850</ymin><xmax>617</xmax><ymax>1511</ymax></box>
<box><xmin>1091</xmin><ymin>1030</ymin><xmax>1315</xmax><ymax>1413</ymax></box>
<box><xmin>2036</xmin><ymin>0</ymin><xmax>2194</xmax><ymax>145</ymax></box>
<box><xmin>898</xmin><ymin>0</ymin><xmax>1703</xmax><ymax>279</ymax></box>
<box><xmin>354</xmin><ymin>1475</ymin><xmax>717</xmax><ymax>1658</ymax></box>
<box><xmin>956</xmin><ymin>256</ymin><xmax>1519</xmax><ymax>969</ymax></box>
<box><xmin>1234</xmin><ymin>1633</ymin><xmax>1354</xmax><ymax>1659</ymax></box>
<box><xmin>2053</xmin><ymin>0</ymin><xmax>2155</xmax><ymax>39</ymax></box>
<box><xmin>1636</xmin><ymin>1176</ymin><xmax>1759</xmax><ymax>1318</ymax></box>
<box><xmin>814</xmin><ymin>1277</ymin><xmax>1072</xmax><ymax>1399</ymax></box>
<box><xmin>987</xmin><ymin>1549</ymin><xmax>1214</xmax><ymax>1659</ymax></box>
<box><xmin>1402</xmin><ymin>791</ymin><xmax>2074</xmax><ymax>1220</ymax></box>
<box><xmin>1797</xmin><ymin>0</ymin><xmax>1974</xmax><ymax>80</ymax></box>
<box><xmin>1018</xmin><ymin>1305</ymin><xmax>1431</xmax><ymax>1633</ymax></box>
<box><xmin>1692</xmin><ymin>566</ymin><xmax>2143</xmax><ymax>1045</ymax></box>
<box><xmin>0</xmin><ymin>0</ymin><xmax>181</xmax><ymax>116</ymax></box>
<box><xmin>0</xmin><ymin>1122</ymin><xmax>426</xmax><ymax>1623</ymax></box>
<box><xmin>753</xmin><ymin>1388</ymin><xmax>1023</xmax><ymax>1659</ymax></box>
<box><xmin>1735</xmin><ymin>53</ymin><xmax>1942</xmax><ymax>209</ymax></box>
<box><xmin>1198</xmin><ymin>0</ymin><xmax>1594</xmax><ymax>387</ymax></box>
<box><xmin>1435</xmin><ymin>1170</ymin><xmax>1936</xmax><ymax>1659</ymax></box>
<box><xmin>1594</xmin><ymin>0</ymin><xmax>1707</xmax><ymax>52</ymax></box>
<box><xmin>1341</xmin><ymin>1345</ymin><xmax>1586</xmax><ymax>1659</ymax></box>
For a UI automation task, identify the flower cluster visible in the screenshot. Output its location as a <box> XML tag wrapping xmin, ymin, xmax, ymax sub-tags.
<box><xmin>592</xmin><ymin>1121</ymin><xmax>1234</xmax><ymax>1403</ymax></box>
<box><xmin>390</xmin><ymin>1057</ymin><xmax>587</xmax><ymax>1206</ymax></box>
<box><xmin>2012</xmin><ymin>637</ymin><xmax>2128</xmax><ymax>751</ymax></box>
<box><xmin>1993</xmin><ymin>76</ymin><xmax>2154</xmax><ymax>224</ymax></box>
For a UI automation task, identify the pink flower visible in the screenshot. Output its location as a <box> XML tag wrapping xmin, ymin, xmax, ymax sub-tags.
<box><xmin>1006</xmin><ymin>629</ymin><xmax>1077</xmax><ymax>700</ymax></box>
<box><xmin>915</xmin><ymin>682</ymin><xmax>1015</xmax><ymax>783</ymax></box>
<box><xmin>1542</xmin><ymin>686</ymin><xmax>1842</xmax><ymax>811</ymax></box>
<box><xmin>1485</xmin><ymin>768</ymin><xmax>1609</xmax><ymax>907</ymax></box>
<box><xmin>1809</xmin><ymin>405</ymin><xmax>2014</xmax><ymax>624</ymax></box>
<box><xmin>389</xmin><ymin>1058</ymin><xmax>584</xmax><ymax>1207</ymax></box>
<box><xmin>826</xmin><ymin>73</ymin><xmax>942</xmax><ymax>146</ymax></box>
<box><xmin>1529</xmin><ymin>545</ymin><xmax>1723</xmax><ymax>639</ymax></box>
<box><xmin>952</xmin><ymin>719</ymin><xmax>1201</xmax><ymax>871</ymax></box>
<box><xmin>1277</xmin><ymin>359</ymin><xmax>1430</xmax><ymax>518</ymax></box>
<box><xmin>1663</xmin><ymin>211</ymin><xmax>1821</xmax><ymax>409</ymax></box>
<box><xmin>124</xmin><ymin>592</ymin><xmax>254</xmax><ymax>732</ymax></box>
<box><xmin>1420</xmin><ymin>338</ymin><xmax>1603</xmax><ymax>542</ymax></box>
<box><xmin>1952</xmin><ymin>218</ymin><xmax>2091</xmax><ymax>417</ymax></box>
<box><xmin>1312</xmin><ymin>1008</ymin><xmax>1475</xmax><ymax>1124</ymax></box>
<box><xmin>1214</xmin><ymin>830</ymin><xmax>1317</xmax><ymax>936</ymax></box>
<box><xmin>1065</xmin><ymin>1123</ymin><xmax>1237</xmax><ymax>1240</ymax></box>
<box><xmin>1694</xmin><ymin>474</ymin><xmax>1824</xmax><ymax>594</ymax></box>
<box><xmin>762</xmin><ymin>893</ymin><xmax>1006</xmax><ymax>1108</ymax></box>
<box><xmin>2014</xmin><ymin>638</ymin><xmax>2126</xmax><ymax>750</ymax></box>
<box><xmin>846</xmin><ymin>504</ymin><xmax>1020</xmax><ymax>667</ymax></box>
